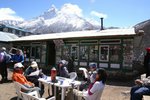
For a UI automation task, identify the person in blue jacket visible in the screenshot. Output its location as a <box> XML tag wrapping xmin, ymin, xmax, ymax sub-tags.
<box><xmin>12</xmin><ymin>49</ymin><xmax>24</xmax><ymax>64</ymax></box>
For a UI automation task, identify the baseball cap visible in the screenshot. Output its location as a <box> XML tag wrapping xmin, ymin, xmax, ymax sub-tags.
<box><xmin>89</xmin><ymin>63</ymin><xmax>97</xmax><ymax>69</ymax></box>
<box><xmin>14</xmin><ymin>63</ymin><xmax>24</xmax><ymax>69</ymax></box>
<box><xmin>59</xmin><ymin>60</ymin><xmax>68</xmax><ymax>65</ymax></box>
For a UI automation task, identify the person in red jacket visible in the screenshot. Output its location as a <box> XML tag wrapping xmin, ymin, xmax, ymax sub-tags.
<box><xmin>12</xmin><ymin>63</ymin><xmax>43</xmax><ymax>96</ymax></box>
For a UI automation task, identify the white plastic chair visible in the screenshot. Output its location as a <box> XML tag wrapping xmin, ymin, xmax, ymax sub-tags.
<box><xmin>21</xmin><ymin>91</ymin><xmax>55</xmax><ymax>100</ymax></box>
<box><xmin>69</xmin><ymin>72</ymin><xmax>77</xmax><ymax>80</ymax></box>
<box><xmin>13</xmin><ymin>81</ymin><xmax>40</xmax><ymax>100</ymax></box>
<box><xmin>79</xmin><ymin>67</ymin><xmax>89</xmax><ymax>79</ymax></box>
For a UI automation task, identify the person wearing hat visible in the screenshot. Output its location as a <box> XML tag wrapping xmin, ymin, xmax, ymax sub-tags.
<box><xmin>79</xmin><ymin>63</ymin><xmax>97</xmax><ymax>91</ymax></box>
<box><xmin>0</xmin><ymin>47</ymin><xmax>10</xmax><ymax>83</ymax></box>
<box><xmin>57</xmin><ymin>60</ymin><xmax>69</xmax><ymax>78</ymax></box>
<box><xmin>12</xmin><ymin>62</ymin><xmax>35</xmax><ymax>88</ymax></box>
<box><xmin>12</xmin><ymin>62</ymin><xmax>42</xmax><ymax>95</ymax></box>
<box><xmin>89</xmin><ymin>63</ymin><xmax>97</xmax><ymax>84</ymax></box>
<box><xmin>11</xmin><ymin>49</ymin><xmax>24</xmax><ymax>64</ymax></box>
<box><xmin>144</xmin><ymin>48</ymin><xmax>150</xmax><ymax>77</ymax></box>
<box><xmin>24</xmin><ymin>61</ymin><xmax>44</xmax><ymax>96</ymax></box>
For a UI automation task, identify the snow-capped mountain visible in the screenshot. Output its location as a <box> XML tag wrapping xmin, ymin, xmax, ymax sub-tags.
<box><xmin>0</xmin><ymin>20</ymin><xmax>23</xmax><ymax>26</ymax></box>
<box><xmin>18</xmin><ymin>4</ymin><xmax>100</xmax><ymax>34</ymax></box>
<box><xmin>1</xmin><ymin>4</ymin><xmax>101</xmax><ymax>34</ymax></box>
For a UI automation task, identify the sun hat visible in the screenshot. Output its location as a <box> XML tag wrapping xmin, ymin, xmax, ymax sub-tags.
<box><xmin>59</xmin><ymin>60</ymin><xmax>68</xmax><ymax>65</ymax></box>
<box><xmin>14</xmin><ymin>63</ymin><xmax>24</xmax><ymax>69</ymax></box>
<box><xmin>31</xmin><ymin>61</ymin><xmax>38</xmax><ymax>68</ymax></box>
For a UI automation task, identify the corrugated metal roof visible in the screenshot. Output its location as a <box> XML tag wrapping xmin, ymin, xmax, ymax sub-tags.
<box><xmin>0</xmin><ymin>31</ymin><xmax>19</xmax><ymax>42</ymax></box>
<box><xmin>13</xmin><ymin>28</ymin><xmax>136</xmax><ymax>42</ymax></box>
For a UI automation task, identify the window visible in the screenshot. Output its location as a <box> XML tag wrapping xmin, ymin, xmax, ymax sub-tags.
<box><xmin>89</xmin><ymin>45</ymin><xmax>98</xmax><ymax>61</ymax></box>
<box><xmin>62</xmin><ymin>45</ymin><xmax>70</xmax><ymax>59</ymax></box>
<box><xmin>109</xmin><ymin>45</ymin><xmax>121</xmax><ymax>62</ymax></box>
<box><xmin>99</xmin><ymin>45</ymin><xmax>109</xmax><ymax>61</ymax></box>
<box><xmin>100</xmin><ymin>39</ymin><xmax>121</xmax><ymax>44</ymax></box>
<box><xmin>22</xmin><ymin>46</ymin><xmax>30</xmax><ymax>58</ymax></box>
<box><xmin>41</xmin><ymin>45</ymin><xmax>46</xmax><ymax>63</ymax></box>
<box><xmin>71</xmin><ymin>46</ymin><xmax>79</xmax><ymax>60</ymax></box>
<box><xmin>80</xmin><ymin>46</ymin><xmax>88</xmax><ymax>60</ymax></box>
<box><xmin>31</xmin><ymin>46</ymin><xmax>41</xmax><ymax>59</ymax></box>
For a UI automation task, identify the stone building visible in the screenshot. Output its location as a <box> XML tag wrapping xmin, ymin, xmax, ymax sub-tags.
<box><xmin>12</xmin><ymin>28</ymin><xmax>144</xmax><ymax>78</ymax></box>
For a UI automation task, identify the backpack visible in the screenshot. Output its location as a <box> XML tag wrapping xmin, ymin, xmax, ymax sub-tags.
<box><xmin>0</xmin><ymin>52</ymin><xmax>5</xmax><ymax>63</ymax></box>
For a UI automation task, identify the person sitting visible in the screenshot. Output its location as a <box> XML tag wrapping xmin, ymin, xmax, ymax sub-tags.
<box><xmin>57</xmin><ymin>60</ymin><xmax>69</xmax><ymax>78</ymax></box>
<box><xmin>12</xmin><ymin>62</ymin><xmax>43</xmax><ymax>97</ymax></box>
<box><xmin>73</xmin><ymin>68</ymin><xmax>107</xmax><ymax>100</ymax></box>
<box><xmin>130</xmin><ymin>77</ymin><xmax>150</xmax><ymax>100</ymax></box>
<box><xmin>24</xmin><ymin>61</ymin><xmax>45</xmax><ymax>96</ymax></box>
<box><xmin>80</xmin><ymin>63</ymin><xmax>97</xmax><ymax>91</ymax></box>
<box><xmin>89</xmin><ymin>63</ymin><xmax>97</xmax><ymax>84</ymax></box>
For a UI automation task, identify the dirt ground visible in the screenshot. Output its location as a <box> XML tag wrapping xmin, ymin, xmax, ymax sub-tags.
<box><xmin>0</xmin><ymin>69</ymin><xmax>134</xmax><ymax>100</ymax></box>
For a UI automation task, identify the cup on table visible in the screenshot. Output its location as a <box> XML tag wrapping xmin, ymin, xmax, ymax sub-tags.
<box><xmin>59</xmin><ymin>80</ymin><xmax>63</xmax><ymax>85</ymax></box>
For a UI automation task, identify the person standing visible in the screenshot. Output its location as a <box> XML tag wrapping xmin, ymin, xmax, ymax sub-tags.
<box><xmin>144</xmin><ymin>48</ymin><xmax>150</xmax><ymax>77</ymax></box>
<box><xmin>0</xmin><ymin>47</ymin><xmax>9</xmax><ymax>83</ymax></box>
<box><xmin>12</xmin><ymin>49</ymin><xmax>24</xmax><ymax>64</ymax></box>
<box><xmin>67</xmin><ymin>56</ymin><xmax>75</xmax><ymax>73</ymax></box>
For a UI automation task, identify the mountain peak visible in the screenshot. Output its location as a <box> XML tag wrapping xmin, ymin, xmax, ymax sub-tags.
<box><xmin>38</xmin><ymin>5</ymin><xmax>57</xmax><ymax>20</ymax></box>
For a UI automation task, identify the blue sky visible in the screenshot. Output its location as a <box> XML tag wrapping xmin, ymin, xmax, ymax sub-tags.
<box><xmin>0</xmin><ymin>0</ymin><xmax>149</xmax><ymax>27</ymax></box>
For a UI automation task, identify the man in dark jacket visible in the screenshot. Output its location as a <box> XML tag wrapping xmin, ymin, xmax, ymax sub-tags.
<box><xmin>144</xmin><ymin>48</ymin><xmax>150</xmax><ymax>77</ymax></box>
<box><xmin>0</xmin><ymin>47</ymin><xmax>11</xmax><ymax>83</ymax></box>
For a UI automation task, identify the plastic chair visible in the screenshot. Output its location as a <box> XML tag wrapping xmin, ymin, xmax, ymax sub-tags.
<box><xmin>13</xmin><ymin>81</ymin><xmax>40</xmax><ymax>100</ymax></box>
<box><xmin>69</xmin><ymin>72</ymin><xmax>77</xmax><ymax>80</ymax></box>
<box><xmin>21</xmin><ymin>91</ymin><xmax>55</xmax><ymax>100</ymax></box>
<box><xmin>79</xmin><ymin>67</ymin><xmax>89</xmax><ymax>79</ymax></box>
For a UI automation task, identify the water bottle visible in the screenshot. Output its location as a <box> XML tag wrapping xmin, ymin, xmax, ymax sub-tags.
<box><xmin>51</xmin><ymin>67</ymin><xmax>57</xmax><ymax>82</ymax></box>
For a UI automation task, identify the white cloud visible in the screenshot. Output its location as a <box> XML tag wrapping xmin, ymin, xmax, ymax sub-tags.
<box><xmin>0</xmin><ymin>8</ymin><xmax>24</xmax><ymax>21</ymax></box>
<box><xmin>60</xmin><ymin>3</ymin><xmax>83</xmax><ymax>17</ymax></box>
<box><xmin>90</xmin><ymin>11</ymin><xmax>107</xmax><ymax>19</ymax></box>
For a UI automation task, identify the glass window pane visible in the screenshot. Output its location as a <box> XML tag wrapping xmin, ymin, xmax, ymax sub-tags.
<box><xmin>109</xmin><ymin>45</ymin><xmax>121</xmax><ymax>62</ymax></box>
<box><xmin>71</xmin><ymin>46</ymin><xmax>78</xmax><ymax>60</ymax></box>
<box><xmin>36</xmin><ymin>46</ymin><xmax>40</xmax><ymax>58</ymax></box>
<box><xmin>23</xmin><ymin>46</ymin><xmax>30</xmax><ymax>58</ymax></box>
<box><xmin>41</xmin><ymin>45</ymin><xmax>46</xmax><ymax>63</ymax></box>
<box><xmin>31</xmin><ymin>47</ymin><xmax>36</xmax><ymax>58</ymax></box>
<box><xmin>89</xmin><ymin>45</ymin><xmax>98</xmax><ymax>61</ymax></box>
<box><xmin>99</xmin><ymin>46</ymin><xmax>109</xmax><ymax>61</ymax></box>
<box><xmin>80</xmin><ymin>46</ymin><xmax>88</xmax><ymax>60</ymax></box>
<box><xmin>62</xmin><ymin>45</ymin><xmax>70</xmax><ymax>59</ymax></box>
